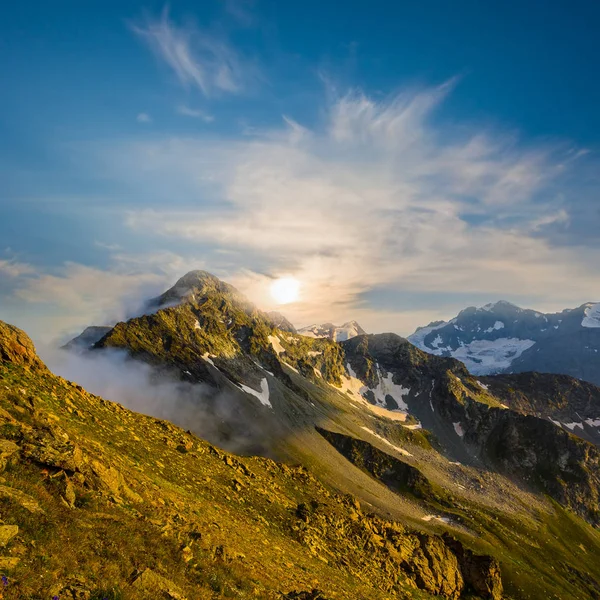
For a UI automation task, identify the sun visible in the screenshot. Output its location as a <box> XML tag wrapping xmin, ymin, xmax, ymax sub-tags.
<box><xmin>270</xmin><ymin>277</ymin><xmax>300</xmax><ymax>305</ymax></box>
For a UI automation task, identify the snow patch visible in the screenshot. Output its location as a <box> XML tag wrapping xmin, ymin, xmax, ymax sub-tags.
<box><xmin>484</xmin><ymin>321</ymin><xmax>505</xmax><ymax>333</ymax></box>
<box><xmin>365</xmin><ymin>368</ymin><xmax>410</xmax><ymax>411</ymax></box>
<box><xmin>268</xmin><ymin>335</ymin><xmax>285</xmax><ymax>355</ymax></box>
<box><xmin>582</xmin><ymin>303</ymin><xmax>600</xmax><ymax>328</ymax></box>
<box><xmin>422</xmin><ymin>515</ymin><xmax>451</xmax><ymax>524</ymax></box>
<box><xmin>307</xmin><ymin>350</ymin><xmax>322</xmax><ymax>357</ymax></box>
<box><xmin>449</xmin><ymin>338</ymin><xmax>536</xmax><ymax>375</ymax></box>
<box><xmin>408</xmin><ymin>319</ymin><xmax>454</xmax><ymax>349</ymax></box>
<box><xmin>202</xmin><ymin>353</ymin><xmax>216</xmax><ymax>367</ymax></box>
<box><xmin>237</xmin><ymin>378</ymin><xmax>271</xmax><ymax>408</ymax></box>
<box><xmin>564</xmin><ymin>421</ymin><xmax>584</xmax><ymax>431</ymax></box>
<box><xmin>476</xmin><ymin>380</ymin><xmax>489</xmax><ymax>390</ymax></box>
<box><xmin>431</xmin><ymin>334</ymin><xmax>444</xmax><ymax>348</ymax></box>
<box><xmin>453</xmin><ymin>422</ymin><xmax>464</xmax><ymax>437</ymax></box>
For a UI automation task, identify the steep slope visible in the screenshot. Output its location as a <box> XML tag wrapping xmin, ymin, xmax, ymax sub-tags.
<box><xmin>58</xmin><ymin>271</ymin><xmax>600</xmax><ymax>598</ymax></box>
<box><xmin>0</xmin><ymin>320</ymin><xmax>511</xmax><ymax>600</ymax></box>
<box><xmin>298</xmin><ymin>321</ymin><xmax>366</xmax><ymax>342</ymax></box>
<box><xmin>408</xmin><ymin>300</ymin><xmax>600</xmax><ymax>385</ymax></box>
<box><xmin>340</xmin><ymin>333</ymin><xmax>600</xmax><ymax>525</ymax></box>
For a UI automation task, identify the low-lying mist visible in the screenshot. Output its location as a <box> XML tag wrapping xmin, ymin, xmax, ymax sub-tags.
<box><xmin>41</xmin><ymin>345</ymin><xmax>277</xmax><ymax>456</ymax></box>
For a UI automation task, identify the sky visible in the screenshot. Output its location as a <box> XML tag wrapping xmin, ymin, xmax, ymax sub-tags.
<box><xmin>1</xmin><ymin>0</ymin><xmax>600</xmax><ymax>342</ymax></box>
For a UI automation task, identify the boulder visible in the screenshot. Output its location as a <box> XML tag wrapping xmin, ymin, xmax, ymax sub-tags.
<box><xmin>129</xmin><ymin>568</ymin><xmax>185</xmax><ymax>598</ymax></box>
<box><xmin>0</xmin><ymin>321</ymin><xmax>44</xmax><ymax>369</ymax></box>
<box><xmin>0</xmin><ymin>440</ymin><xmax>19</xmax><ymax>472</ymax></box>
<box><xmin>0</xmin><ymin>485</ymin><xmax>44</xmax><ymax>513</ymax></box>
<box><xmin>0</xmin><ymin>525</ymin><xmax>18</xmax><ymax>547</ymax></box>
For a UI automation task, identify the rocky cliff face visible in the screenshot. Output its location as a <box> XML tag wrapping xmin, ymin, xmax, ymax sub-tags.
<box><xmin>0</xmin><ymin>321</ymin><xmax>44</xmax><ymax>370</ymax></box>
<box><xmin>340</xmin><ymin>332</ymin><xmax>600</xmax><ymax>526</ymax></box>
<box><xmin>292</xmin><ymin>493</ymin><xmax>502</xmax><ymax>600</ymax></box>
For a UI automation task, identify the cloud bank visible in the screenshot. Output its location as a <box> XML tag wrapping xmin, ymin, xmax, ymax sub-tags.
<box><xmin>116</xmin><ymin>82</ymin><xmax>598</xmax><ymax>329</ymax></box>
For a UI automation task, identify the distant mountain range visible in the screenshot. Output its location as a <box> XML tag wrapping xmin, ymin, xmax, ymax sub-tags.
<box><xmin>409</xmin><ymin>300</ymin><xmax>600</xmax><ymax>386</ymax></box>
<box><xmin>297</xmin><ymin>320</ymin><xmax>366</xmax><ymax>341</ymax></box>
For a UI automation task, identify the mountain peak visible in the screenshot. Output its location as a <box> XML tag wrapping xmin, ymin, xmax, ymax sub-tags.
<box><xmin>298</xmin><ymin>320</ymin><xmax>366</xmax><ymax>342</ymax></box>
<box><xmin>480</xmin><ymin>300</ymin><xmax>522</xmax><ymax>312</ymax></box>
<box><xmin>148</xmin><ymin>270</ymin><xmax>248</xmax><ymax>311</ymax></box>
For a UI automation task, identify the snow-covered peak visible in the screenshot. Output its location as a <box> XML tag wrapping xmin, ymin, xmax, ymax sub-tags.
<box><xmin>582</xmin><ymin>303</ymin><xmax>600</xmax><ymax>328</ymax></box>
<box><xmin>480</xmin><ymin>300</ymin><xmax>522</xmax><ymax>313</ymax></box>
<box><xmin>409</xmin><ymin>298</ymin><xmax>600</xmax><ymax>382</ymax></box>
<box><xmin>298</xmin><ymin>321</ymin><xmax>366</xmax><ymax>342</ymax></box>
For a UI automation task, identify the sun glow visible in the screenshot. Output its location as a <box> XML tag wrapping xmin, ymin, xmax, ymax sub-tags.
<box><xmin>270</xmin><ymin>277</ymin><xmax>300</xmax><ymax>305</ymax></box>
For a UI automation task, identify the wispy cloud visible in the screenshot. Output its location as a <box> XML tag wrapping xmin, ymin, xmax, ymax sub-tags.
<box><xmin>176</xmin><ymin>104</ymin><xmax>215</xmax><ymax>122</ymax></box>
<box><xmin>136</xmin><ymin>112</ymin><xmax>152</xmax><ymax>123</ymax></box>
<box><xmin>221</xmin><ymin>0</ymin><xmax>256</xmax><ymax>26</ymax></box>
<box><xmin>119</xmin><ymin>82</ymin><xmax>600</xmax><ymax>330</ymax></box>
<box><xmin>0</xmin><ymin>259</ymin><xmax>35</xmax><ymax>278</ymax></box>
<box><xmin>11</xmin><ymin>252</ymin><xmax>194</xmax><ymax>339</ymax></box>
<box><xmin>132</xmin><ymin>7</ymin><xmax>259</xmax><ymax>97</ymax></box>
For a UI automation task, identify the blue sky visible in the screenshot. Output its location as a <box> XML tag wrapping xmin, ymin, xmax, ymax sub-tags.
<box><xmin>1</xmin><ymin>0</ymin><xmax>600</xmax><ymax>341</ymax></box>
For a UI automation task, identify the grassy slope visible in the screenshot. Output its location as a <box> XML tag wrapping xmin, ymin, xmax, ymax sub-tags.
<box><xmin>88</xmin><ymin>294</ymin><xmax>600</xmax><ymax>599</ymax></box>
<box><xmin>0</xmin><ymin>345</ymin><xmax>457</xmax><ymax>600</ymax></box>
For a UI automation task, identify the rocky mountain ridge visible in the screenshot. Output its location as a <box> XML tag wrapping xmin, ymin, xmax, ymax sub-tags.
<box><xmin>52</xmin><ymin>270</ymin><xmax>600</xmax><ymax>598</ymax></box>
<box><xmin>0</xmin><ymin>319</ymin><xmax>509</xmax><ymax>599</ymax></box>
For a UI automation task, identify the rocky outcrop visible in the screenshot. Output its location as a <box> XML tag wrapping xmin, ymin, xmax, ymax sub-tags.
<box><xmin>0</xmin><ymin>321</ymin><xmax>44</xmax><ymax>370</ymax></box>
<box><xmin>0</xmin><ymin>525</ymin><xmax>19</xmax><ymax>547</ymax></box>
<box><xmin>0</xmin><ymin>484</ymin><xmax>44</xmax><ymax>513</ymax></box>
<box><xmin>463</xmin><ymin>403</ymin><xmax>600</xmax><ymax>525</ymax></box>
<box><xmin>442</xmin><ymin>534</ymin><xmax>503</xmax><ymax>600</ymax></box>
<box><xmin>316</xmin><ymin>427</ymin><xmax>444</xmax><ymax>502</ymax></box>
<box><xmin>129</xmin><ymin>568</ymin><xmax>186</xmax><ymax>599</ymax></box>
<box><xmin>0</xmin><ymin>439</ymin><xmax>19</xmax><ymax>472</ymax></box>
<box><xmin>283</xmin><ymin>590</ymin><xmax>330</xmax><ymax>600</ymax></box>
<box><xmin>292</xmin><ymin>494</ymin><xmax>502</xmax><ymax>599</ymax></box>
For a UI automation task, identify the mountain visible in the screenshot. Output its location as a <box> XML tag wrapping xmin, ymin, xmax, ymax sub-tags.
<box><xmin>408</xmin><ymin>300</ymin><xmax>600</xmax><ymax>385</ymax></box>
<box><xmin>297</xmin><ymin>320</ymin><xmax>366</xmax><ymax>342</ymax></box>
<box><xmin>62</xmin><ymin>325</ymin><xmax>112</xmax><ymax>351</ymax></box>
<box><xmin>3</xmin><ymin>320</ymin><xmax>506</xmax><ymax>599</ymax></box>
<box><xmin>52</xmin><ymin>271</ymin><xmax>600</xmax><ymax>598</ymax></box>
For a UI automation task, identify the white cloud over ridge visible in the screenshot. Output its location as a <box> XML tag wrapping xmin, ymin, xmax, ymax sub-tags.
<box><xmin>120</xmin><ymin>82</ymin><xmax>599</xmax><ymax>330</ymax></box>
<box><xmin>10</xmin><ymin>252</ymin><xmax>195</xmax><ymax>342</ymax></box>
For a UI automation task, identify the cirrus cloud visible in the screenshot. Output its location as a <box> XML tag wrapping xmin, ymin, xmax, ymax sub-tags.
<box><xmin>132</xmin><ymin>7</ymin><xmax>261</xmax><ymax>97</ymax></box>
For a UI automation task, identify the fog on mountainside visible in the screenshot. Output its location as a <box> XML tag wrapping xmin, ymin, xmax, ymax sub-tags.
<box><xmin>42</xmin><ymin>344</ymin><xmax>276</xmax><ymax>455</ymax></box>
